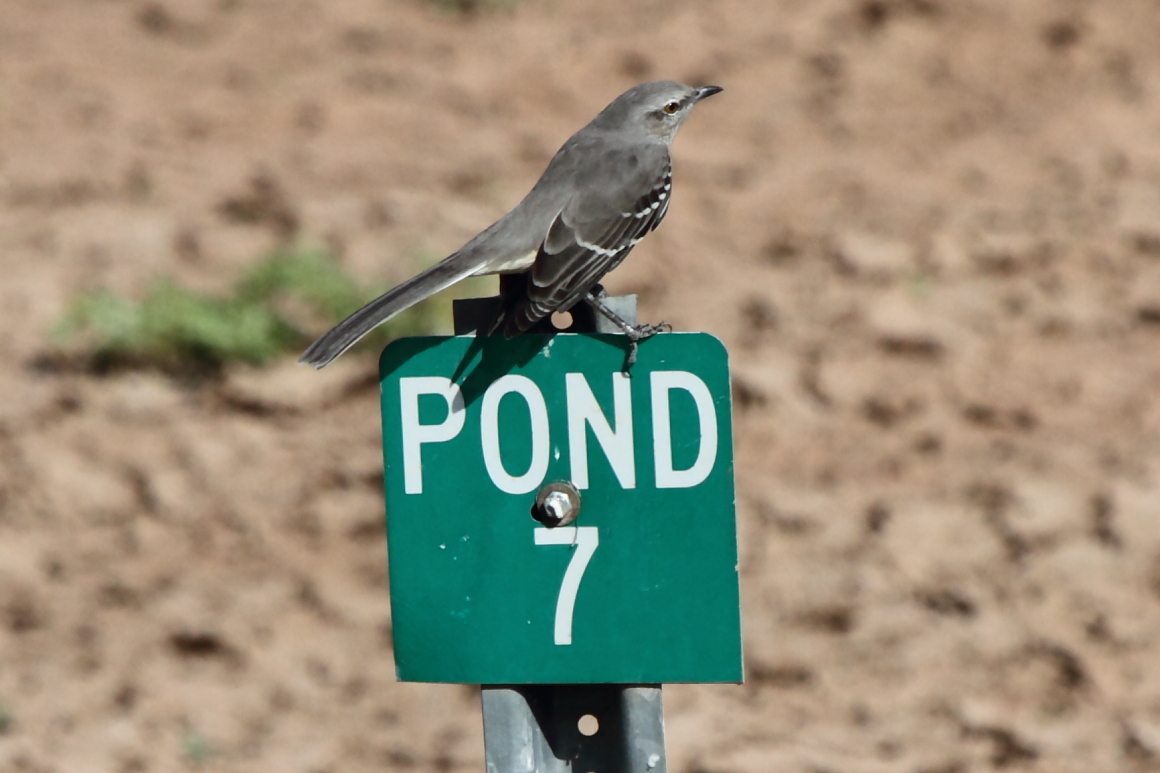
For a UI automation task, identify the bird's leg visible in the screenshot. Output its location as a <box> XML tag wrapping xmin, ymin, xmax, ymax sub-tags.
<box><xmin>584</xmin><ymin>292</ymin><xmax>671</xmax><ymax>369</ymax></box>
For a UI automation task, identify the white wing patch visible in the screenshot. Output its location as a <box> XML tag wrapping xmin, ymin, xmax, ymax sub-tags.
<box><xmin>574</xmin><ymin>239</ymin><xmax>621</xmax><ymax>258</ymax></box>
<box><xmin>477</xmin><ymin>249</ymin><xmax>538</xmax><ymax>275</ymax></box>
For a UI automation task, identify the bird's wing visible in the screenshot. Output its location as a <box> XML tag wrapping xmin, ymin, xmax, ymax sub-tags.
<box><xmin>503</xmin><ymin>147</ymin><xmax>672</xmax><ymax>335</ymax></box>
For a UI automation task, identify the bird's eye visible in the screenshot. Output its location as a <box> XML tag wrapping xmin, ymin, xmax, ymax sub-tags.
<box><xmin>662</xmin><ymin>100</ymin><xmax>680</xmax><ymax>115</ymax></box>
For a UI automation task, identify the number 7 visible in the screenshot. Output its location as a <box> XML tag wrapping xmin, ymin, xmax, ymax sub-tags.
<box><xmin>534</xmin><ymin>526</ymin><xmax>599</xmax><ymax>646</ymax></box>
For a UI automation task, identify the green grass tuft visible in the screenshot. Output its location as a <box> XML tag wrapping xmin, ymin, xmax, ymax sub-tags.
<box><xmin>182</xmin><ymin>729</ymin><xmax>213</xmax><ymax>765</ymax></box>
<box><xmin>53</xmin><ymin>245</ymin><xmax>480</xmax><ymax>374</ymax></box>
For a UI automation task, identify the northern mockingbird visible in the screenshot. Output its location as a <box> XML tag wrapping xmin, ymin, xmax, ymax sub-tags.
<box><xmin>300</xmin><ymin>80</ymin><xmax>722</xmax><ymax>369</ymax></box>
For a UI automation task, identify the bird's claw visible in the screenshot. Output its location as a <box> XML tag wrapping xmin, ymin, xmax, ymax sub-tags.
<box><xmin>625</xmin><ymin>321</ymin><xmax>671</xmax><ymax>342</ymax></box>
<box><xmin>623</xmin><ymin>320</ymin><xmax>671</xmax><ymax>371</ymax></box>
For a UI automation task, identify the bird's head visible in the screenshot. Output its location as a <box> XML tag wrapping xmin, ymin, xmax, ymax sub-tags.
<box><xmin>595</xmin><ymin>80</ymin><xmax>723</xmax><ymax>142</ymax></box>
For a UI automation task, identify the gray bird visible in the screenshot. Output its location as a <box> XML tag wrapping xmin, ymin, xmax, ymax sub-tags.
<box><xmin>299</xmin><ymin>80</ymin><xmax>722</xmax><ymax>369</ymax></box>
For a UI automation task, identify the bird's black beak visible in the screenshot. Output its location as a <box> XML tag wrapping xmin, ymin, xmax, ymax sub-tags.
<box><xmin>694</xmin><ymin>85</ymin><xmax>724</xmax><ymax>102</ymax></box>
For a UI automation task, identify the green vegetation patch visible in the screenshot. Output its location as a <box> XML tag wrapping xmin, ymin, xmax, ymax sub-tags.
<box><xmin>53</xmin><ymin>245</ymin><xmax>472</xmax><ymax>374</ymax></box>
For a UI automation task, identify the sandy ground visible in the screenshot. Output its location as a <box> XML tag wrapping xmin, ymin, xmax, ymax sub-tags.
<box><xmin>2</xmin><ymin>0</ymin><xmax>1160</xmax><ymax>771</ymax></box>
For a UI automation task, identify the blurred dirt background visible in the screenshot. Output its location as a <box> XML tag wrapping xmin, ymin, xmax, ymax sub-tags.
<box><xmin>2</xmin><ymin>0</ymin><xmax>1160</xmax><ymax>771</ymax></box>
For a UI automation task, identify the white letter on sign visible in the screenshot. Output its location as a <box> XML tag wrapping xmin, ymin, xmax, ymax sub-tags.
<box><xmin>651</xmin><ymin>371</ymin><xmax>718</xmax><ymax>489</ymax></box>
<box><xmin>566</xmin><ymin>372</ymin><xmax>635</xmax><ymax>489</ymax></box>
<box><xmin>399</xmin><ymin>377</ymin><xmax>466</xmax><ymax>495</ymax></box>
<box><xmin>481</xmin><ymin>375</ymin><xmax>550</xmax><ymax>494</ymax></box>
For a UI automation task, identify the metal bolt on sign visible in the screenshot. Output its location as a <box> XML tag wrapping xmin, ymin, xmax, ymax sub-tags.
<box><xmin>533</xmin><ymin>482</ymin><xmax>582</xmax><ymax>527</ymax></box>
<box><xmin>377</xmin><ymin>283</ymin><xmax>743</xmax><ymax>772</ymax></box>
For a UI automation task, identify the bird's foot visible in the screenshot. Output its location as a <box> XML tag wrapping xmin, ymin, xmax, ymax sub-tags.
<box><xmin>584</xmin><ymin>292</ymin><xmax>671</xmax><ymax>371</ymax></box>
<box><xmin>622</xmin><ymin>321</ymin><xmax>670</xmax><ymax>369</ymax></box>
<box><xmin>625</xmin><ymin>321</ymin><xmax>671</xmax><ymax>342</ymax></box>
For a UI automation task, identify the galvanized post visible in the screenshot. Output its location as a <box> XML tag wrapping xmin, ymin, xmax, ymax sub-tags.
<box><xmin>481</xmin><ymin>685</ymin><xmax>666</xmax><ymax>773</ymax></box>
<box><xmin>451</xmin><ymin>286</ymin><xmax>668</xmax><ymax>773</ymax></box>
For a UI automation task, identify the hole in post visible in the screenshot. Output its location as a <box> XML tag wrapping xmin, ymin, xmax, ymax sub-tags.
<box><xmin>551</xmin><ymin>311</ymin><xmax>574</xmax><ymax>330</ymax></box>
<box><xmin>578</xmin><ymin>714</ymin><xmax>599</xmax><ymax>736</ymax></box>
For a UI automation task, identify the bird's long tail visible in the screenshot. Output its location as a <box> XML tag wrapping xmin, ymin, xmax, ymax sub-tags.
<box><xmin>299</xmin><ymin>252</ymin><xmax>480</xmax><ymax>369</ymax></box>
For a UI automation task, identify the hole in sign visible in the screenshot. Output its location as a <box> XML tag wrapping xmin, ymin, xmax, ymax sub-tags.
<box><xmin>551</xmin><ymin>311</ymin><xmax>574</xmax><ymax>330</ymax></box>
<box><xmin>578</xmin><ymin>714</ymin><xmax>599</xmax><ymax>736</ymax></box>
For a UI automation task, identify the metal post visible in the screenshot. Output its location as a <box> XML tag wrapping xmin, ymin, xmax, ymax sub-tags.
<box><xmin>451</xmin><ymin>286</ymin><xmax>668</xmax><ymax>773</ymax></box>
<box><xmin>481</xmin><ymin>685</ymin><xmax>666</xmax><ymax>773</ymax></box>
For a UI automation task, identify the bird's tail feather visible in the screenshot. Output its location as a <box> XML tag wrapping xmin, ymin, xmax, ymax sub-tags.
<box><xmin>299</xmin><ymin>252</ymin><xmax>479</xmax><ymax>369</ymax></box>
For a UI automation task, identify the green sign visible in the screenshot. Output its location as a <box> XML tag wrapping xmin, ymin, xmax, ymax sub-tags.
<box><xmin>379</xmin><ymin>333</ymin><xmax>741</xmax><ymax>684</ymax></box>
